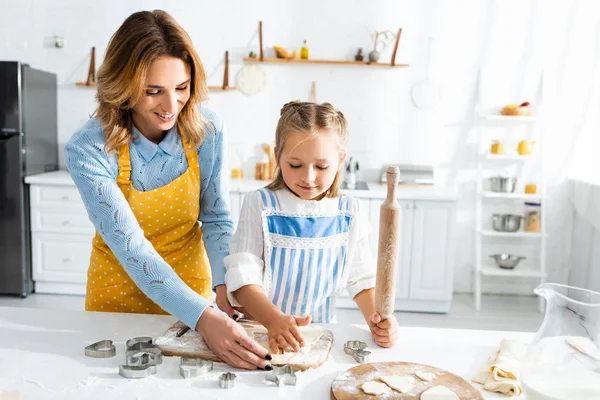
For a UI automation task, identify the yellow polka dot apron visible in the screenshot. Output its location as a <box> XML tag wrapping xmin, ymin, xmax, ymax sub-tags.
<box><xmin>85</xmin><ymin>137</ymin><xmax>212</xmax><ymax>314</ymax></box>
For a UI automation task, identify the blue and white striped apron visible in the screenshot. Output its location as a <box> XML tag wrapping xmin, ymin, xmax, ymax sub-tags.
<box><xmin>258</xmin><ymin>189</ymin><xmax>354</xmax><ymax>323</ymax></box>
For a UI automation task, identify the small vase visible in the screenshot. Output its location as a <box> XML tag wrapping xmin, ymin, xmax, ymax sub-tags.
<box><xmin>368</xmin><ymin>50</ymin><xmax>380</xmax><ymax>62</ymax></box>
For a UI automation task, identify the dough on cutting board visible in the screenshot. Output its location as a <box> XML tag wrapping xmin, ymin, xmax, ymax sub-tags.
<box><xmin>415</xmin><ymin>371</ymin><xmax>435</xmax><ymax>382</ymax></box>
<box><xmin>362</xmin><ymin>381</ymin><xmax>391</xmax><ymax>395</ymax></box>
<box><xmin>243</xmin><ymin>324</ymin><xmax>325</xmax><ymax>363</ymax></box>
<box><xmin>380</xmin><ymin>375</ymin><xmax>414</xmax><ymax>393</ymax></box>
<box><xmin>420</xmin><ymin>385</ymin><xmax>459</xmax><ymax>400</ymax></box>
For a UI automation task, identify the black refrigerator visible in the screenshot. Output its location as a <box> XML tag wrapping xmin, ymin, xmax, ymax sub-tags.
<box><xmin>0</xmin><ymin>61</ymin><xmax>58</xmax><ymax>297</ymax></box>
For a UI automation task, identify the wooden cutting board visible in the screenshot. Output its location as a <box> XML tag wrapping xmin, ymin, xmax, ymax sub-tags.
<box><xmin>155</xmin><ymin>320</ymin><xmax>334</xmax><ymax>371</ymax></box>
<box><xmin>331</xmin><ymin>362</ymin><xmax>483</xmax><ymax>399</ymax></box>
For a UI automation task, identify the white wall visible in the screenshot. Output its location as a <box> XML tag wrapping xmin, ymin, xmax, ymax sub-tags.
<box><xmin>2</xmin><ymin>0</ymin><xmax>589</xmax><ymax>295</ymax></box>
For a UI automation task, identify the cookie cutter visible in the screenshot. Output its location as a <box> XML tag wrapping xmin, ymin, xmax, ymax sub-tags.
<box><xmin>219</xmin><ymin>372</ymin><xmax>237</xmax><ymax>389</ymax></box>
<box><xmin>126</xmin><ymin>336</ymin><xmax>153</xmax><ymax>349</ymax></box>
<box><xmin>265</xmin><ymin>364</ymin><xmax>298</xmax><ymax>387</ymax></box>
<box><xmin>344</xmin><ymin>340</ymin><xmax>371</xmax><ymax>364</ymax></box>
<box><xmin>125</xmin><ymin>342</ymin><xmax>163</xmax><ymax>366</ymax></box>
<box><xmin>179</xmin><ymin>358</ymin><xmax>213</xmax><ymax>379</ymax></box>
<box><xmin>119</xmin><ymin>364</ymin><xmax>157</xmax><ymax>379</ymax></box>
<box><xmin>85</xmin><ymin>340</ymin><xmax>116</xmax><ymax>358</ymax></box>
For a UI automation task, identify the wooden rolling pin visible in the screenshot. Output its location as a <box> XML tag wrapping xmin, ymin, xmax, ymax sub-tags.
<box><xmin>374</xmin><ymin>166</ymin><xmax>401</xmax><ymax>320</ymax></box>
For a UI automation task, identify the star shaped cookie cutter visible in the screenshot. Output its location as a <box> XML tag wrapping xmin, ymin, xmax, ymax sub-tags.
<box><xmin>265</xmin><ymin>364</ymin><xmax>298</xmax><ymax>387</ymax></box>
<box><xmin>344</xmin><ymin>340</ymin><xmax>371</xmax><ymax>364</ymax></box>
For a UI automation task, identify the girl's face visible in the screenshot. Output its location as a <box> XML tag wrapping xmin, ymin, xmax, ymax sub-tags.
<box><xmin>278</xmin><ymin>129</ymin><xmax>345</xmax><ymax>200</ymax></box>
<box><xmin>132</xmin><ymin>56</ymin><xmax>191</xmax><ymax>143</ymax></box>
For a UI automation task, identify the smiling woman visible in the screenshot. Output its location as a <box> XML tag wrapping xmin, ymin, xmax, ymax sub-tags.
<box><xmin>64</xmin><ymin>9</ymin><xmax>272</xmax><ymax>371</ymax></box>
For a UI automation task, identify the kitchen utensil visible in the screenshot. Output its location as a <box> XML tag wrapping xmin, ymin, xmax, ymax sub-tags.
<box><xmin>492</xmin><ymin>214</ymin><xmax>522</xmax><ymax>232</ymax></box>
<box><xmin>125</xmin><ymin>342</ymin><xmax>163</xmax><ymax>366</ymax></box>
<box><xmin>489</xmin><ymin>177</ymin><xmax>517</xmax><ymax>193</ymax></box>
<box><xmin>344</xmin><ymin>341</ymin><xmax>371</xmax><ymax>364</ymax></box>
<box><xmin>489</xmin><ymin>253</ymin><xmax>526</xmax><ymax>269</ymax></box>
<box><xmin>155</xmin><ymin>320</ymin><xmax>333</xmax><ymax>371</ymax></box>
<box><xmin>219</xmin><ymin>372</ymin><xmax>237</xmax><ymax>389</ymax></box>
<box><xmin>517</xmin><ymin>140</ymin><xmax>536</xmax><ymax>156</ymax></box>
<box><xmin>84</xmin><ymin>340</ymin><xmax>116</xmax><ymax>358</ymax></box>
<box><xmin>331</xmin><ymin>362</ymin><xmax>484</xmax><ymax>399</ymax></box>
<box><xmin>126</xmin><ymin>336</ymin><xmax>152</xmax><ymax>349</ymax></box>
<box><xmin>236</xmin><ymin>64</ymin><xmax>267</xmax><ymax>96</ymax></box>
<box><xmin>375</xmin><ymin>166</ymin><xmax>401</xmax><ymax>320</ymax></box>
<box><xmin>119</xmin><ymin>364</ymin><xmax>157</xmax><ymax>379</ymax></box>
<box><xmin>522</xmin><ymin>284</ymin><xmax>600</xmax><ymax>399</ymax></box>
<box><xmin>410</xmin><ymin>37</ymin><xmax>441</xmax><ymax>110</ymax></box>
<box><xmin>179</xmin><ymin>358</ymin><xmax>213</xmax><ymax>379</ymax></box>
<box><xmin>265</xmin><ymin>365</ymin><xmax>298</xmax><ymax>387</ymax></box>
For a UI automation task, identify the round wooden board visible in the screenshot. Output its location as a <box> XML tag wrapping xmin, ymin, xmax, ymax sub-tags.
<box><xmin>331</xmin><ymin>362</ymin><xmax>484</xmax><ymax>400</ymax></box>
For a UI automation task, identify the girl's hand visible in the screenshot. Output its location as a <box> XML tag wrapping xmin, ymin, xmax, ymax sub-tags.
<box><xmin>368</xmin><ymin>312</ymin><xmax>399</xmax><ymax>348</ymax></box>
<box><xmin>265</xmin><ymin>314</ymin><xmax>311</xmax><ymax>353</ymax></box>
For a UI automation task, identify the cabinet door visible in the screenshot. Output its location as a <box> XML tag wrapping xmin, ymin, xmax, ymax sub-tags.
<box><xmin>409</xmin><ymin>200</ymin><xmax>456</xmax><ymax>301</ymax></box>
<box><xmin>32</xmin><ymin>232</ymin><xmax>93</xmax><ymax>283</ymax></box>
<box><xmin>369</xmin><ymin>199</ymin><xmax>413</xmax><ymax>299</ymax></box>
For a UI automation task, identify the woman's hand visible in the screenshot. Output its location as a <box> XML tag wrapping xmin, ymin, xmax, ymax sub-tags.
<box><xmin>215</xmin><ymin>284</ymin><xmax>240</xmax><ymax>320</ymax></box>
<box><xmin>196</xmin><ymin>307</ymin><xmax>272</xmax><ymax>370</ymax></box>
<box><xmin>368</xmin><ymin>312</ymin><xmax>399</xmax><ymax>348</ymax></box>
<box><xmin>265</xmin><ymin>314</ymin><xmax>311</xmax><ymax>353</ymax></box>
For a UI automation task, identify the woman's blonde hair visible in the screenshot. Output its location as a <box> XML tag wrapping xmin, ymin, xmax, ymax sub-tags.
<box><xmin>266</xmin><ymin>101</ymin><xmax>349</xmax><ymax>198</ymax></box>
<box><xmin>95</xmin><ymin>10</ymin><xmax>208</xmax><ymax>153</ymax></box>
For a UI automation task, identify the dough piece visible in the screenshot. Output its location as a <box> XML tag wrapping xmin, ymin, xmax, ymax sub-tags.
<box><xmin>244</xmin><ymin>324</ymin><xmax>325</xmax><ymax>364</ymax></box>
<box><xmin>361</xmin><ymin>381</ymin><xmax>391</xmax><ymax>395</ymax></box>
<box><xmin>420</xmin><ymin>385</ymin><xmax>459</xmax><ymax>400</ymax></box>
<box><xmin>380</xmin><ymin>375</ymin><xmax>414</xmax><ymax>393</ymax></box>
<box><xmin>415</xmin><ymin>371</ymin><xmax>435</xmax><ymax>382</ymax></box>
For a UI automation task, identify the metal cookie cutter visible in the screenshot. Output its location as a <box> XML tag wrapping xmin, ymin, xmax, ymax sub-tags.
<box><xmin>266</xmin><ymin>365</ymin><xmax>298</xmax><ymax>387</ymax></box>
<box><xmin>219</xmin><ymin>372</ymin><xmax>237</xmax><ymax>389</ymax></box>
<box><xmin>85</xmin><ymin>340</ymin><xmax>116</xmax><ymax>358</ymax></box>
<box><xmin>344</xmin><ymin>340</ymin><xmax>371</xmax><ymax>364</ymax></box>
<box><xmin>119</xmin><ymin>364</ymin><xmax>157</xmax><ymax>379</ymax></box>
<box><xmin>126</xmin><ymin>336</ymin><xmax>153</xmax><ymax>349</ymax></box>
<box><xmin>125</xmin><ymin>342</ymin><xmax>163</xmax><ymax>366</ymax></box>
<box><xmin>179</xmin><ymin>358</ymin><xmax>213</xmax><ymax>379</ymax></box>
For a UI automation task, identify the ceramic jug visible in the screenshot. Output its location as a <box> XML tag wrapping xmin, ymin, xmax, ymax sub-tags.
<box><xmin>517</xmin><ymin>140</ymin><xmax>536</xmax><ymax>156</ymax></box>
<box><xmin>521</xmin><ymin>283</ymin><xmax>600</xmax><ymax>399</ymax></box>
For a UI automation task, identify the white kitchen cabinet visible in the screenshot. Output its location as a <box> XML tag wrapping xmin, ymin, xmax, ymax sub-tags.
<box><xmin>338</xmin><ymin>197</ymin><xmax>457</xmax><ymax>313</ymax></box>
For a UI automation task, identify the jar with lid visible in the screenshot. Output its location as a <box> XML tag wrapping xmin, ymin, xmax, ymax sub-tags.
<box><xmin>524</xmin><ymin>201</ymin><xmax>541</xmax><ymax>232</ymax></box>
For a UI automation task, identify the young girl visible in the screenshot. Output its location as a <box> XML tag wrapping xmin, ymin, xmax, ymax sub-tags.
<box><xmin>224</xmin><ymin>101</ymin><xmax>399</xmax><ymax>353</ymax></box>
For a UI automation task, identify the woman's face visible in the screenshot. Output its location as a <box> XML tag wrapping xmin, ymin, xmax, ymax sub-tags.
<box><xmin>132</xmin><ymin>56</ymin><xmax>191</xmax><ymax>143</ymax></box>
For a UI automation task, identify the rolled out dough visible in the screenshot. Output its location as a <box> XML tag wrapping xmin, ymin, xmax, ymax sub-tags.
<box><xmin>420</xmin><ymin>385</ymin><xmax>459</xmax><ymax>400</ymax></box>
<box><xmin>416</xmin><ymin>371</ymin><xmax>435</xmax><ymax>382</ymax></box>
<box><xmin>380</xmin><ymin>375</ymin><xmax>414</xmax><ymax>393</ymax></box>
<box><xmin>362</xmin><ymin>381</ymin><xmax>391</xmax><ymax>395</ymax></box>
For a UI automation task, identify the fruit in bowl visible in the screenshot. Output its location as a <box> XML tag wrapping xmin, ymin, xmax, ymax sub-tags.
<box><xmin>273</xmin><ymin>46</ymin><xmax>296</xmax><ymax>60</ymax></box>
<box><xmin>501</xmin><ymin>101</ymin><xmax>532</xmax><ymax>116</ymax></box>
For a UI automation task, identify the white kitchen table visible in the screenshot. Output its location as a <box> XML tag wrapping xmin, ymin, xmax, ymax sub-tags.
<box><xmin>0</xmin><ymin>306</ymin><xmax>532</xmax><ymax>399</ymax></box>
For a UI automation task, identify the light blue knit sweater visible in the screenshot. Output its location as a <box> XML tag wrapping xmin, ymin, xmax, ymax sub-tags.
<box><xmin>65</xmin><ymin>107</ymin><xmax>232</xmax><ymax>329</ymax></box>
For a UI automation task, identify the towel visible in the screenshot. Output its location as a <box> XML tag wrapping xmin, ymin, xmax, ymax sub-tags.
<box><xmin>472</xmin><ymin>339</ymin><xmax>527</xmax><ymax>396</ymax></box>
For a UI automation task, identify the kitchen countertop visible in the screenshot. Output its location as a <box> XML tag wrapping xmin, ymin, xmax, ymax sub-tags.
<box><xmin>0</xmin><ymin>306</ymin><xmax>530</xmax><ymax>399</ymax></box>
<box><xmin>25</xmin><ymin>170</ymin><xmax>459</xmax><ymax>201</ymax></box>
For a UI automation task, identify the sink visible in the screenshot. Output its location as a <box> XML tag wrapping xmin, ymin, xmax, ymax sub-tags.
<box><xmin>341</xmin><ymin>181</ymin><xmax>369</xmax><ymax>190</ymax></box>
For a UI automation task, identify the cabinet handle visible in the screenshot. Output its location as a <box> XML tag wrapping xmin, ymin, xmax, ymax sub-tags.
<box><xmin>61</xmin><ymin>196</ymin><xmax>69</xmax><ymax>200</ymax></box>
<box><xmin>62</xmin><ymin>220</ymin><xmax>70</xmax><ymax>226</ymax></box>
<box><xmin>62</xmin><ymin>257</ymin><xmax>72</xmax><ymax>263</ymax></box>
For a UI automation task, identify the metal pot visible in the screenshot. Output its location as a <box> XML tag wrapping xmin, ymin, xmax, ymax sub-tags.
<box><xmin>489</xmin><ymin>253</ymin><xmax>526</xmax><ymax>269</ymax></box>
<box><xmin>492</xmin><ymin>214</ymin><xmax>523</xmax><ymax>232</ymax></box>
<box><xmin>489</xmin><ymin>177</ymin><xmax>517</xmax><ymax>193</ymax></box>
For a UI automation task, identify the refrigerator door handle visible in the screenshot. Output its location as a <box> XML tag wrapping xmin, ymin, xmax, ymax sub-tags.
<box><xmin>0</xmin><ymin>128</ymin><xmax>23</xmax><ymax>138</ymax></box>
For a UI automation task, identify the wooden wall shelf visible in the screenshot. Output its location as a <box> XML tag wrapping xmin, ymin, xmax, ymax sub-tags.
<box><xmin>75</xmin><ymin>82</ymin><xmax>97</xmax><ymax>87</ymax></box>
<box><xmin>243</xmin><ymin>57</ymin><xmax>408</xmax><ymax>67</ymax></box>
<box><xmin>208</xmin><ymin>86</ymin><xmax>237</xmax><ymax>91</ymax></box>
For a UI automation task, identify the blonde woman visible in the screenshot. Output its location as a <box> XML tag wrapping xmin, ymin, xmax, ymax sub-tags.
<box><xmin>65</xmin><ymin>10</ymin><xmax>272</xmax><ymax>370</ymax></box>
<box><xmin>224</xmin><ymin>101</ymin><xmax>399</xmax><ymax>354</ymax></box>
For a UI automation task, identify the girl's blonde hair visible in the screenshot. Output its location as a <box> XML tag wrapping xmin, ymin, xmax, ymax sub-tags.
<box><xmin>95</xmin><ymin>10</ymin><xmax>208</xmax><ymax>153</ymax></box>
<box><xmin>266</xmin><ymin>101</ymin><xmax>349</xmax><ymax>198</ymax></box>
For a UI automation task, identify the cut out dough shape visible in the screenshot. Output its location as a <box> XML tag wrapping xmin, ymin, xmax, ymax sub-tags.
<box><xmin>416</xmin><ymin>371</ymin><xmax>435</xmax><ymax>382</ymax></box>
<box><xmin>420</xmin><ymin>385</ymin><xmax>460</xmax><ymax>400</ymax></box>
<box><xmin>362</xmin><ymin>381</ymin><xmax>391</xmax><ymax>395</ymax></box>
<box><xmin>380</xmin><ymin>375</ymin><xmax>414</xmax><ymax>393</ymax></box>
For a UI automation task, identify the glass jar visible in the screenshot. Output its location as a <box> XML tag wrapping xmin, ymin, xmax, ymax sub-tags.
<box><xmin>524</xmin><ymin>201</ymin><xmax>541</xmax><ymax>232</ymax></box>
